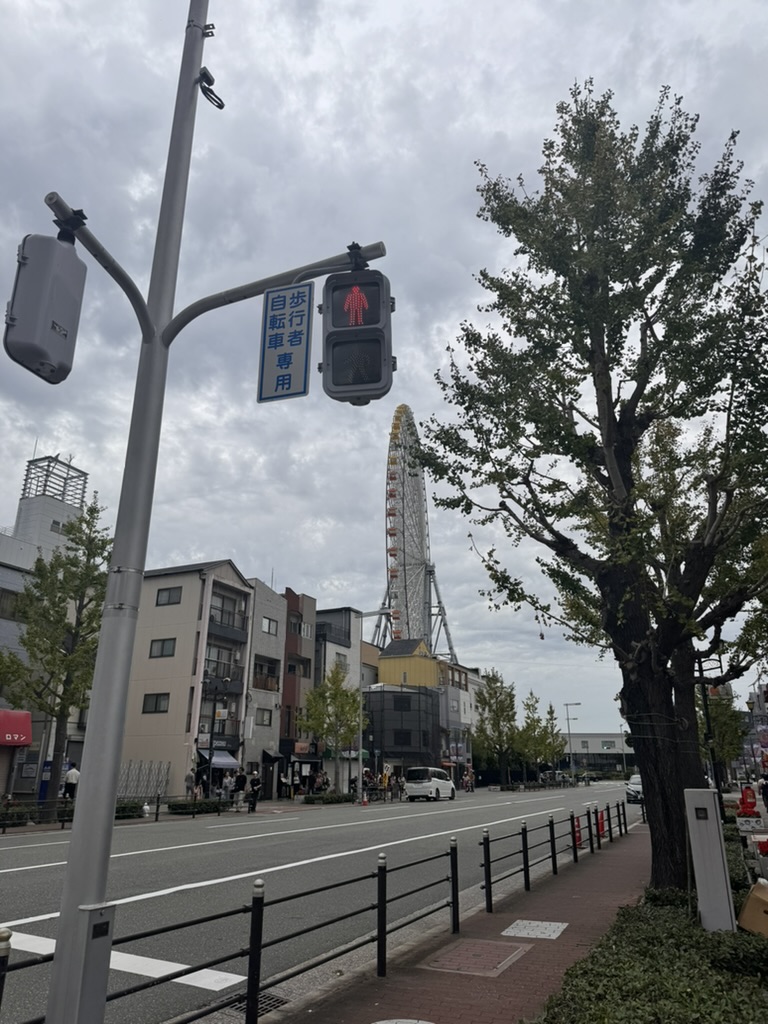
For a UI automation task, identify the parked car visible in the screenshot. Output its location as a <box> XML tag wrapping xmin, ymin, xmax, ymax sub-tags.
<box><xmin>626</xmin><ymin>774</ymin><xmax>643</xmax><ymax>803</ymax></box>
<box><xmin>405</xmin><ymin>767</ymin><xmax>456</xmax><ymax>802</ymax></box>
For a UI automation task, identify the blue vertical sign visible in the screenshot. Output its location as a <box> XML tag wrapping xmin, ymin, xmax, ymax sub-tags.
<box><xmin>257</xmin><ymin>282</ymin><xmax>314</xmax><ymax>402</ymax></box>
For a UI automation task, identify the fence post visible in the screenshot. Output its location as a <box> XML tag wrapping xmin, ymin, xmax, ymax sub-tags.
<box><xmin>569</xmin><ymin>811</ymin><xmax>579</xmax><ymax>864</ymax></box>
<box><xmin>641</xmin><ymin>797</ymin><xmax>646</xmax><ymax>823</ymax></box>
<box><xmin>593</xmin><ymin>804</ymin><xmax>602</xmax><ymax>850</ymax></box>
<box><xmin>614</xmin><ymin>801</ymin><xmax>622</xmax><ymax>837</ymax></box>
<box><xmin>482</xmin><ymin>828</ymin><xmax>493</xmax><ymax>913</ymax></box>
<box><xmin>1</xmin><ymin>799</ymin><xmax>7</xmax><ymax>836</ymax></box>
<box><xmin>449</xmin><ymin>837</ymin><xmax>460</xmax><ymax>934</ymax></box>
<box><xmin>0</xmin><ymin>927</ymin><xmax>11</xmax><ymax>1012</ymax></box>
<box><xmin>245</xmin><ymin>879</ymin><xmax>265</xmax><ymax>1024</ymax></box>
<box><xmin>548</xmin><ymin>815</ymin><xmax>558</xmax><ymax>875</ymax></box>
<box><xmin>606</xmin><ymin>803</ymin><xmax>614</xmax><ymax>843</ymax></box>
<box><xmin>521</xmin><ymin>821</ymin><xmax>531</xmax><ymax>891</ymax></box>
<box><xmin>586</xmin><ymin>806</ymin><xmax>595</xmax><ymax>854</ymax></box>
<box><xmin>155</xmin><ymin>792</ymin><xmax>161</xmax><ymax>822</ymax></box>
<box><xmin>377</xmin><ymin>853</ymin><xmax>387</xmax><ymax>977</ymax></box>
<box><xmin>622</xmin><ymin>800</ymin><xmax>628</xmax><ymax>833</ymax></box>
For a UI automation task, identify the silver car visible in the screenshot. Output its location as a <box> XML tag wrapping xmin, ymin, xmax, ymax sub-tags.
<box><xmin>626</xmin><ymin>774</ymin><xmax>643</xmax><ymax>803</ymax></box>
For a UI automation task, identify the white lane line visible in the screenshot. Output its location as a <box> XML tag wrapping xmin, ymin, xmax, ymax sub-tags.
<box><xmin>0</xmin><ymin>797</ymin><xmax>561</xmax><ymax>873</ymax></box>
<box><xmin>1</xmin><ymin>807</ymin><xmax>560</xmax><ymax>929</ymax></box>
<box><xmin>8</xmin><ymin>932</ymin><xmax>244</xmax><ymax>991</ymax></box>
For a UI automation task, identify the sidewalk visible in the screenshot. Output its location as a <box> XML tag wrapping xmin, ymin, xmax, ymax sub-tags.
<box><xmin>201</xmin><ymin>821</ymin><xmax>651</xmax><ymax>1024</ymax></box>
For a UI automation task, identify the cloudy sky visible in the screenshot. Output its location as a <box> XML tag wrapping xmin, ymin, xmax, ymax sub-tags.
<box><xmin>1</xmin><ymin>0</ymin><xmax>766</xmax><ymax>732</ymax></box>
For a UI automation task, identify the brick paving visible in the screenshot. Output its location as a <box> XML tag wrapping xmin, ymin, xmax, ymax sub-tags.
<box><xmin>261</xmin><ymin>823</ymin><xmax>651</xmax><ymax>1024</ymax></box>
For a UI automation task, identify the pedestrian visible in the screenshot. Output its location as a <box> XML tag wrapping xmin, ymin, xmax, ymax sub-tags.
<box><xmin>759</xmin><ymin>772</ymin><xmax>768</xmax><ymax>813</ymax></box>
<box><xmin>185</xmin><ymin>769</ymin><xmax>195</xmax><ymax>801</ymax></box>
<box><xmin>222</xmin><ymin>771</ymin><xmax>234</xmax><ymax>806</ymax></box>
<box><xmin>248</xmin><ymin>771</ymin><xmax>262</xmax><ymax>813</ymax></box>
<box><xmin>233</xmin><ymin>768</ymin><xmax>247</xmax><ymax>812</ymax></box>
<box><xmin>64</xmin><ymin>762</ymin><xmax>80</xmax><ymax>800</ymax></box>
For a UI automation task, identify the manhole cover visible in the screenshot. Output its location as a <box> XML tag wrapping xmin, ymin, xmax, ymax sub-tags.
<box><xmin>419</xmin><ymin>939</ymin><xmax>531</xmax><ymax>977</ymax></box>
<box><xmin>501</xmin><ymin>919</ymin><xmax>568</xmax><ymax>939</ymax></box>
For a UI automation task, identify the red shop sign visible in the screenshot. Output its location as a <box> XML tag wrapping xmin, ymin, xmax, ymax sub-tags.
<box><xmin>0</xmin><ymin>709</ymin><xmax>32</xmax><ymax>746</ymax></box>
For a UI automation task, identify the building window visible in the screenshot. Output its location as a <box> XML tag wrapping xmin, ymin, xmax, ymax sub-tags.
<box><xmin>601</xmin><ymin>740</ymin><xmax>616</xmax><ymax>750</ymax></box>
<box><xmin>287</xmin><ymin>663</ymin><xmax>296</xmax><ymax>675</ymax></box>
<box><xmin>149</xmin><ymin>638</ymin><xmax>176</xmax><ymax>658</ymax></box>
<box><xmin>254</xmin><ymin>708</ymin><xmax>273</xmax><ymax>727</ymax></box>
<box><xmin>142</xmin><ymin>692</ymin><xmax>170</xmax><ymax>713</ymax></box>
<box><xmin>580</xmin><ymin>740</ymin><xmax>589</xmax><ymax>750</ymax></box>
<box><xmin>335</xmin><ymin>652</ymin><xmax>348</xmax><ymax>671</ymax></box>
<box><xmin>262</xmin><ymin>616</ymin><xmax>278</xmax><ymax>635</ymax></box>
<box><xmin>393</xmin><ymin>695</ymin><xmax>411</xmax><ymax>713</ymax></box>
<box><xmin>0</xmin><ymin>588</ymin><xmax>22</xmax><ymax>621</ymax></box>
<box><xmin>185</xmin><ymin>686</ymin><xmax>194</xmax><ymax>732</ymax></box>
<box><xmin>50</xmin><ymin>519</ymin><xmax>63</xmax><ymax>534</ymax></box>
<box><xmin>449</xmin><ymin>698</ymin><xmax>459</xmax><ymax>713</ymax></box>
<box><xmin>301</xmin><ymin>622</ymin><xmax>313</xmax><ymax>639</ymax></box>
<box><xmin>156</xmin><ymin>586</ymin><xmax>182</xmax><ymax>606</ymax></box>
<box><xmin>393</xmin><ymin>729</ymin><xmax>411</xmax><ymax>747</ymax></box>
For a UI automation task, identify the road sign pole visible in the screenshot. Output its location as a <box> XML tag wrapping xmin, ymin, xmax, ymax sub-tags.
<box><xmin>39</xmin><ymin>7</ymin><xmax>388</xmax><ymax>1021</ymax></box>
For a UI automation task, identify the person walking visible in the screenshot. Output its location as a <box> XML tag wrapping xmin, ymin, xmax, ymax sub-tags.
<box><xmin>247</xmin><ymin>771</ymin><xmax>262</xmax><ymax>813</ymax></box>
<box><xmin>185</xmin><ymin>769</ymin><xmax>195</xmax><ymax>801</ymax></box>
<box><xmin>64</xmin><ymin>762</ymin><xmax>80</xmax><ymax>800</ymax></box>
<box><xmin>233</xmin><ymin>768</ymin><xmax>247</xmax><ymax>812</ymax></box>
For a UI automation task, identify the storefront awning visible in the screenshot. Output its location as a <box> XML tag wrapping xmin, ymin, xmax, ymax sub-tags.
<box><xmin>200</xmin><ymin>750</ymin><xmax>241</xmax><ymax>769</ymax></box>
<box><xmin>262</xmin><ymin>750</ymin><xmax>284</xmax><ymax>764</ymax></box>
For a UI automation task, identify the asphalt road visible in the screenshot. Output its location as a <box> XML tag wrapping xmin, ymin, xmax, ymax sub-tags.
<box><xmin>0</xmin><ymin>782</ymin><xmax>638</xmax><ymax>1023</ymax></box>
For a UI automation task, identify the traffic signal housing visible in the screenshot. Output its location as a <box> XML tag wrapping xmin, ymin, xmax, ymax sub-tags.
<box><xmin>4</xmin><ymin>233</ymin><xmax>87</xmax><ymax>383</ymax></box>
<box><xmin>320</xmin><ymin>269</ymin><xmax>394</xmax><ymax>405</ymax></box>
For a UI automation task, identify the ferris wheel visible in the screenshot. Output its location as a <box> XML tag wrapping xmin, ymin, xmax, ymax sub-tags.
<box><xmin>372</xmin><ymin>404</ymin><xmax>457</xmax><ymax>662</ymax></box>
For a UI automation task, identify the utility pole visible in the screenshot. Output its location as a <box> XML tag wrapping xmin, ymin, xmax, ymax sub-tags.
<box><xmin>564</xmin><ymin>702</ymin><xmax>581</xmax><ymax>779</ymax></box>
<box><xmin>37</xmin><ymin>5</ymin><xmax>387</xmax><ymax>1021</ymax></box>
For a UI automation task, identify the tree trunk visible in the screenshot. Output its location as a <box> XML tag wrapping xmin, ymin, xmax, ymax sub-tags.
<box><xmin>41</xmin><ymin>710</ymin><xmax>70</xmax><ymax>822</ymax></box>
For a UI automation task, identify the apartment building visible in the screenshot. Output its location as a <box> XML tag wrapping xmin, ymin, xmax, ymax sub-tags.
<box><xmin>121</xmin><ymin>560</ymin><xmax>253</xmax><ymax>796</ymax></box>
<box><xmin>0</xmin><ymin>455</ymin><xmax>88</xmax><ymax>795</ymax></box>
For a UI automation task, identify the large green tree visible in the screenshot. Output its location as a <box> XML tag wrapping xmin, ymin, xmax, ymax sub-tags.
<box><xmin>475</xmin><ymin>669</ymin><xmax>518</xmax><ymax>784</ymax></box>
<box><xmin>0</xmin><ymin>497</ymin><xmax>111</xmax><ymax>807</ymax></box>
<box><xmin>421</xmin><ymin>83</ymin><xmax>768</xmax><ymax>888</ymax></box>
<box><xmin>303</xmin><ymin>663</ymin><xmax>363</xmax><ymax>793</ymax></box>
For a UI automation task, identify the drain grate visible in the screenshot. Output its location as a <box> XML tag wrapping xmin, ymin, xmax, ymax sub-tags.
<box><xmin>228</xmin><ymin>992</ymin><xmax>289</xmax><ymax>1016</ymax></box>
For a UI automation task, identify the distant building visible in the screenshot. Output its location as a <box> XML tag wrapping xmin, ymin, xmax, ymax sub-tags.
<box><xmin>0</xmin><ymin>455</ymin><xmax>88</xmax><ymax>795</ymax></box>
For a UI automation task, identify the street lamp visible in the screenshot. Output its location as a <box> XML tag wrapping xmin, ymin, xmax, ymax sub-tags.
<box><xmin>354</xmin><ymin>609</ymin><xmax>388</xmax><ymax>802</ymax></box>
<box><xmin>564</xmin><ymin>702</ymin><xmax>581</xmax><ymax>778</ymax></box>
<box><xmin>619</xmin><ymin>721</ymin><xmax>627</xmax><ymax>775</ymax></box>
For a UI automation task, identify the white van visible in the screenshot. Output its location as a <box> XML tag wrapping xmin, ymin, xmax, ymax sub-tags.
<box><xmin>405</xmin><ymin>767</ymin><xmax>456</xmax><ymax>802</ymax></box>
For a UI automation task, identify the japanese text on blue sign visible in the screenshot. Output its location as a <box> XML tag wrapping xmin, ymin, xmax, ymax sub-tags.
<box><xmin>257</xmin><ymin>283</ymin><xmax>314</xmax><ymax>402</ymax></box>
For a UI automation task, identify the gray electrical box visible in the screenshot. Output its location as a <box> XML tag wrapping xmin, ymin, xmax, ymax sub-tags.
<box><xmin>4</xmin><ymin>233</ymin><xmax>87</xmax><ymax>383</ymax></box>
<box><xmin>684</xmin><ymin>788</ymin><xmax>736</xmax><ymax>931</ymax></box>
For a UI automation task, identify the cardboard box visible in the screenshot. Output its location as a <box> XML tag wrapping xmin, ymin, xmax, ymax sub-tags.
<box><xmin>738</xmin><ymin>881</ymin><xmax>768</xmax><ymax>936</ymax></box>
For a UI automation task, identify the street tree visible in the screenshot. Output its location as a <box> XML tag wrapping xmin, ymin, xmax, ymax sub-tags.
<box><xmin>518</xmin><ymin>690</ymin><xmax>545</xmax><ymax>781</ymax></box>
<box><xmin>303</xmin><ymin>663</ymin><xmax>363</xmax><ymax>794</ymax></box>
<box><xmin>421</xmin><ymin>82</ymin><xmax>768</xmax><ymax>888</ymax></box>
<box><xmin>0</xmin><ymin>497</ymin><xmax>111</xmax><ymax>809</ymax></box>
<box><xmin>475</xmin><ymin>669</ymin><xmax>518</xmax><ymax>785</ymax></box>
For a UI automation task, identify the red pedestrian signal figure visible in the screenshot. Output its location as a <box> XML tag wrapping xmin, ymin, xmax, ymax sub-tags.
<box><xmin>343</xmin><ymin>285</ymin><xmax>369</xmax><ymax>326</ymax></box>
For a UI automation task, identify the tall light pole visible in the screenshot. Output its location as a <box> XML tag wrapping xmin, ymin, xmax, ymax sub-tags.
<box><xmin>564</xmin><ymin>702</ymin><xmax>581</xmax><ymax>778</ymax></box>
<box><xmin>34</xmin><ymin>6</ymin><xmax>388</xmax><ymax>1019</ymax></box>
<box><xmin>619</xmin><ymin>721</ymin><xmax>627</xmax><ymax>774</ymax></box>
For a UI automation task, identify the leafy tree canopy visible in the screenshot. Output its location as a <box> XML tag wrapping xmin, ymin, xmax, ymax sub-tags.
<box><xmin>421</xmin><ymin>82</ymin><xmax>768</xmax><ymax>887</ymax></box>
<box><xmin>303</xmin><ymin>662</ymin><xmax>364</xmax><ymax>792</ymax></box>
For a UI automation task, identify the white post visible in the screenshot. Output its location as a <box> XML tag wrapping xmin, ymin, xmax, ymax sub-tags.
<box><xmin>564</xmin><ymin>702</ymin><xmax>581</xmax><ymax>780</ymax></box>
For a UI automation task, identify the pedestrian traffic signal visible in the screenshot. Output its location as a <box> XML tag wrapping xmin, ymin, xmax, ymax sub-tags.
<box><xmin>320</xmin><ymin>269</ymin><xmax>394</xmax><ymax>405</ymax></box>
<box><xmin>4</xmin><ymin>233</ymin><xmax>87</xmax><ymax>383</ymax></box>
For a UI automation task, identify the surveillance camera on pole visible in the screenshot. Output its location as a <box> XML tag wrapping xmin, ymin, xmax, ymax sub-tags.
<box><xmin>320</xmin><ymin>268</ymin><xmax>395</xmax><ymax>405</ymax></box>
<box><xmin>4</xmin><ymin>232</ymin><xmax>87</xmax><ymax>383</ymax></box>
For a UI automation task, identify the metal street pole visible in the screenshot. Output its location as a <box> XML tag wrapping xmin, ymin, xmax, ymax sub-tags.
<box><xmin>354</xmin><ymin>609</ymin><xmax>388</xmax><ymax>801</ymax></box>
<box><xmin>42</xmin><ymin>6</ymin><xmax>388</xmax><ymax>1020</ymax></box>
<box><xmin>564</xmin><ymin>702</ymin><xmax>581</xmax><ymax>779</ymax></box>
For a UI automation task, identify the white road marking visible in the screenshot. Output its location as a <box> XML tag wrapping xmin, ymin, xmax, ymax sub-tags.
<box><xmin>1</xmin><ymin>807</ymin><xmax>561</xmax><ymax>929</ymax></box>
<box><xmin>8</xmin><ymin>932</ymin><xmax>244</xmax><ymax>991</ymax></box>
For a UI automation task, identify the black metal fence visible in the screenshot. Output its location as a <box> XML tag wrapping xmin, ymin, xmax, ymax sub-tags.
<box><xmin>0</xmin><ymin>801</ymin><xmax>628</xmax><ymax>1024</ymax></box>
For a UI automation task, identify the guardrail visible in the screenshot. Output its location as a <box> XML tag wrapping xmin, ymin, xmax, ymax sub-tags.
<box><xmin>0</xmin><ymin>802</ymin><xmax>629</xmax><ymax>1023</ymax></box>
